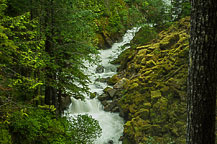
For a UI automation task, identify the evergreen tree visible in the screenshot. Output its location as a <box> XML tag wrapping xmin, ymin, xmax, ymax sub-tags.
<box><xmin>3</xmin><ymin>0</ymin><xmax>99</xmax><ymax>114</ymax></box>
<box><xmin>0</xmin><ymin>1</ymin><xmax>102</xmax><ymax>142</ymax></box>
<box><xmin>171</xmin><ymin>0</ymin><xmax>190</xmax><ymax>20</ymax></box>
<box><xmin>0</xmin><ymin>2</ymin><xmax>45</xmax><ymax>102</ymax></box>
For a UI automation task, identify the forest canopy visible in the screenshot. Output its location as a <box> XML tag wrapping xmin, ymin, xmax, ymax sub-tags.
<box><xmin>0</xmin><ymin>0</ymin><xmax>191</xmax><ymax>143</ymax></box>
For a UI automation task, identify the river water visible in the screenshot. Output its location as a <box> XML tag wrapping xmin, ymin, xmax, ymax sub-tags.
<box><xmin>66</xmin><ymin>27</ymin><xmax>140</xmax><ymax>144</ymax></box>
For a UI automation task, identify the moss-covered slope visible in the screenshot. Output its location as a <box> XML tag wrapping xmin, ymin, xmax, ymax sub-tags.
<box><xmin>113</xmin><ymin>17</ymin><xmax>190</xmax><ymax>143</ymax></box>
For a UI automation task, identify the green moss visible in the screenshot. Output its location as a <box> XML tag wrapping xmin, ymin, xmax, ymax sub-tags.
<box><xmin>143</xmin><ymin>70</ymin><xmax>152</xmax><ymax>76</ymax></box>
<box><xmin>143</xmin><ymin>103</ymin><xmax>151</xmax><ymax>109</ymax></box>
<box><xmin>129</xmin><ymin>83</ymin><xmax>139</xmax><ymax>90</ymax></box>
<box><xmin>103</xmin><ymin>87</ymin><xmax>112</xmax><ymax>94</ymax></box>
<box><xmin>153</xmin><ymin>97</ymin><xmax>168</xmax><ymax>111</ymax></box>
<box><xmin>111</xmin><ymin>48</ymin><xmax>132</xmax><ymax>64</ymax></box>
<box><xmin>90</xmin><ymin>92</ymin><xmax>97</xmax><ymax>99</ymax></box>
<box><xmin>107</xmin><ymin>74</ymin><xmax>120</xmax><ymax>85</ymax></box>
<box><xmin>140</xmin><ymin>58</ymin><xmax>146</xmax><ymax>65</ymax></box>
<box><xmin>146</xmin><ymin>60</ymin><xmax>156</xmax><ymax>68</ymax></box>
<box><xmin>137</xmin><ymin>49</ymin><xmax>147</xmax><ymax>55</ymax></box>
<box><xmin>135</xmin><ymin>108</ymin><xmax>149</xmax><ymax>120</ymax></box>
<box><xmin>159</xmin><ymin>33</ymin><xmax>180</xmax><ymax>50</ymax></box>
<box><xmin>129</xmin><ymin>104</ymin><xmax>137</xmax><ymax>113</ymax></box>
<box><xmin>116</xmin><ymin>17</ymin><xmax>190</xmax><ymax>143</ymax></box>
<box><xmin>122</xmin><ymin>137</ymin><xmax>133</xmax><ymax>144</ymax></box>
<box><xmin>130</xmin><ymin>25</ymin><xmax>158</xmax><ymax>48</ymax></box>
<box><xmin>151</xmin><ymin>90</ymin><xmax>161</xmax><ymax>99</ymax></box>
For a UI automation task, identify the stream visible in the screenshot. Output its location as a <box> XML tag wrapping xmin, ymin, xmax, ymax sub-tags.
<box><xmin>66</xmin><ymin>27</ymin><xmax>140</xmax><ymax>144</ymax></box>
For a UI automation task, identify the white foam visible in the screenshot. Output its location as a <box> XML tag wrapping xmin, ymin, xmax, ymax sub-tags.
<box><xmin>66</xmin><ymin>27</ymin><xmax>140</xmax><ymax>144</ymax></box>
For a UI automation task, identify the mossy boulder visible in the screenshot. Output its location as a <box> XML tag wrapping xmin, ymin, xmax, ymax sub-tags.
<box><xmin>114</xmin><ymin>17</ymin><xmax>190</xmax><ymax>144</ymax></box>
<box><xmin>90</xmin><ymin>92</ymin><xmax>97</xmax><ymax>99</ymax></box>
<box><xmin>114</xmin><ymin>78</ymin><xmax>129</xmax><ymax>89</ymax></box>
<box><xmin>130</xmin><ymin>25</ymin><xmax>158</xmax><ymax>49</ymax></box>
<box><xmin>103</xmin><ymin>87</ymin><xmax>116</xmax><ymax>98</ymax></box>
<box><xmin>107</xmin><ymin>74</ymin><xmax>120</xmax><ymax>85</ymax></box>
<box><xmin>111</xmin><ymin>48</ymin><xmax>137</xmax><ymax>72</ymax></box>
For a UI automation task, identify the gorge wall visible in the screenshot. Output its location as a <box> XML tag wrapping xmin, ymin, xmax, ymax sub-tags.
<box><xmin>99</xmin><ymin>17</ymin><xmax>190</xmax><ymax>143</ymax></box>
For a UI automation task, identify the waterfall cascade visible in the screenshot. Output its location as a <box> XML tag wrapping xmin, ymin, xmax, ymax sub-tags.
<box><xmin>66</xmin><ymin>27</ymin><xmax>140</xmax><ymax>144</ymax></box>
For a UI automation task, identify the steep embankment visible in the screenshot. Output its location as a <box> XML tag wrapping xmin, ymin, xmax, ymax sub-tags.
<box><xmin>88</xmin><ymin>0</ymin><xmax>137</xmax><ymax>49</ymax></box>
<box><xmin>100</xmin><ymin>17</ymin><xmax>190</xmax><ymax>143</ymax></box>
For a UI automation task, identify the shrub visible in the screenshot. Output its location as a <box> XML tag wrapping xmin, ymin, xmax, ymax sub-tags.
<box><xmin>8</xmin><ymin>107</ymin><xmax>101</xmax><ymax>144</ymax></box>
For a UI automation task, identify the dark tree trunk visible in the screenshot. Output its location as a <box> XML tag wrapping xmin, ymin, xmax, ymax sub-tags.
<box><xmin>44</xmin><ymin>25</ymin><xmax>52</xmax><ymax>105</ymax></box>
<box><xmin>50</xmin><ymin>0</ymin><xmax>57</xmax><ymax>109</ymax></box>
<box><xmin>45</xmin><ymin>84</ymin><xmax>52</xmax><ymax>105</ymax></box>
<box><xmin>44</xmin><ymin>0</ymin><xmax>56</xmax><ymax>106</ymax></box>
<box><xmin>57</xmin><ymin>88</ymin><xmax>62</xmax><ymax>115</ymax></box>
<box><xmin>187</xmin><ymin>0</ymin><xmax>217</xmax><ymax>144</ymax></box>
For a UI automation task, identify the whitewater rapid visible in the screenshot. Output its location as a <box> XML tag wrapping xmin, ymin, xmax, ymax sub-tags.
<box><xmin>66</xmin><ymin>27</ymin><xmax>140</xmax><ymax>144</ymax></box>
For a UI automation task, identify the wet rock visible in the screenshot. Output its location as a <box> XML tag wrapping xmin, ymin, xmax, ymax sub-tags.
<box><xmin>104</xmin><ymin>65</ymin><xmax>117</xmax><ymax>72</ymax></box>
<box><xmin>103</xmin><ymin>87</ymin><xmax>112</xmax><ymax>93</ymax></box>
<box><xmin>113</xmin><ymin>78</ymin><xmax>129</xmax><ymax>89</ymax></box>
<box><xmin>103</xmin><ymin>33</ymin><xmax>113</xmax><ymax>48</ymax></box>
<box><xmin>98</xmin><ymin>93</ymin><xmax>110</xmax><ymax>101</ymax></box>
<box><xmin>101</xmin><ymin>100</ymin><xmax>109</xmax><ymax>107</ymax></box>
<box><xmin>107</xmin><ymin>89</ymin><xmax>117</xmax><ymax>98</ymax></box>
<box><xmin>96</xmin><ymin>65</ymin><xmax>104</xmax><ymax>73</ymax></box>
<box><xmin>97</xmin><ymin>32</ymin><xmax>114</xmax><ymax>49</ymax></box>
<box><xmin>113</xmin><ymin>90</ymin><xmax>122</xmax><ymax>99</ymax></box>
<box><xmin>94</xmin><ymin>82</ymin><xmax>104</xmax><ymax>89</ymax></box>
<box><xmin>119</xmin><ymin>109</ymin><xmax>124</xmax><ymax>118</ymax></box>
<box><xmin>119</xmin><ymin>136</ymin><xmax>124</xmax><ymax>141</ymax></box>
<box><xmin>61</xmin><ymin>95</ymin><xmax>71</xmax><ymax>110</ymax></box>
<box><xmin>111</xmin><ymin>106</ymin><xmax>119</xmax><ymax>112</ymax></box>
<box><xmin>95</xmin><ymin>77</ymin><xmax>108</xmax><ymax>83</ymax></box>
<box><xmin>103</xmin><ymin>87</ymin><xmax>117</xmax><ymax>98</ymax></box>
<box><xmin>104</xmin><ymin>101</ymin><xmax>116</xmax><ymax>112</ymax></box>
<box><xmin>96</xmin><ymin>33</ymin><xmax>105</xmax><ymax>49</ymax></box>
<box><xmin>107</xmin><ymin>74</ymin><xmax>120</xmax><ymax>85</ymax></box>
<box><xmin>108</xmin><ymin>140</ymin><xmax>113</xmax><ymax>144</ymax></box>
<box><xmin>103</xmin><ymin>99</ymin><xmax>120</xmax><ymax>112</ymax></box>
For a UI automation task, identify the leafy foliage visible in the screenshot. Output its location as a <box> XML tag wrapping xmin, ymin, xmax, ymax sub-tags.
<box><xmin>0</xmin><ymin>0</ymin><xmax>103</xmax><ymax>143</ymax></box>
<box><xmin>0</xmin><ymin>0</ymin><xmax>189</xmax><ymax>143</ymax></box>
<box><xmin>124</xmin><ymin>0</ymin><xmax>170</xmax><ymax>26</ymax></box>
<box><xmin>171</xmin><ymin>0</ymin><xmax>191</xmax><ymax>20</ymax></box>
<box><xmin>130</xmin><ymin>25</ymin><xmax>158</xmax><ymax>48</ymax></box>
<box><xmin>69</xmin><ymin>114</ymin><xmax>102</xmax><ymax>143</ymax></box>
<box><xmin>5</xmin><ymin>107</ymin><xmax>101</xmax><ymax>144</ymax></box>
<box><xmin>0</xmin><ymin>2</ymin><xmax>45</xmax><ymax>101</ymax></box>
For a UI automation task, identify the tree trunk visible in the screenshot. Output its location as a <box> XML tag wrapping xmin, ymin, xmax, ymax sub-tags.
<box><xmin>57</xmin><ymin>88</ymin><xmax>62</xmax><ymax>115</ymax></box>
<box><xmin>44</xmin><ymin>0</ymin><xmax>56</xmax><ymax>106</ymax></box>
<box><xmin>187</xmin><ymin>0</ymin><xmax>217</xmax><ymax>144</ymax></box>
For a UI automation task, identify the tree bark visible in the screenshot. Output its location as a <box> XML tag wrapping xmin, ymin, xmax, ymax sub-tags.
<box><xmin>44</xmin><ymin>0</ymin><xmax>56</xmax><ymax>106</ymax></box>
<box><xmin>57</xmin><ymin>88</ymin><xmax>62</xmax><ymax>115</ymax></box>
<box><xmin>187</xmin><ymin>0</ymin><xmax>217</xmax><ymax>144</ymax></box>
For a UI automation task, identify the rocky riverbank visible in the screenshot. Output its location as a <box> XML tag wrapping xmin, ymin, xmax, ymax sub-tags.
<box><xmin>98</xmin><ymin>17</ymin><xmax>190</xmax><ymax>144</ymax></box>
